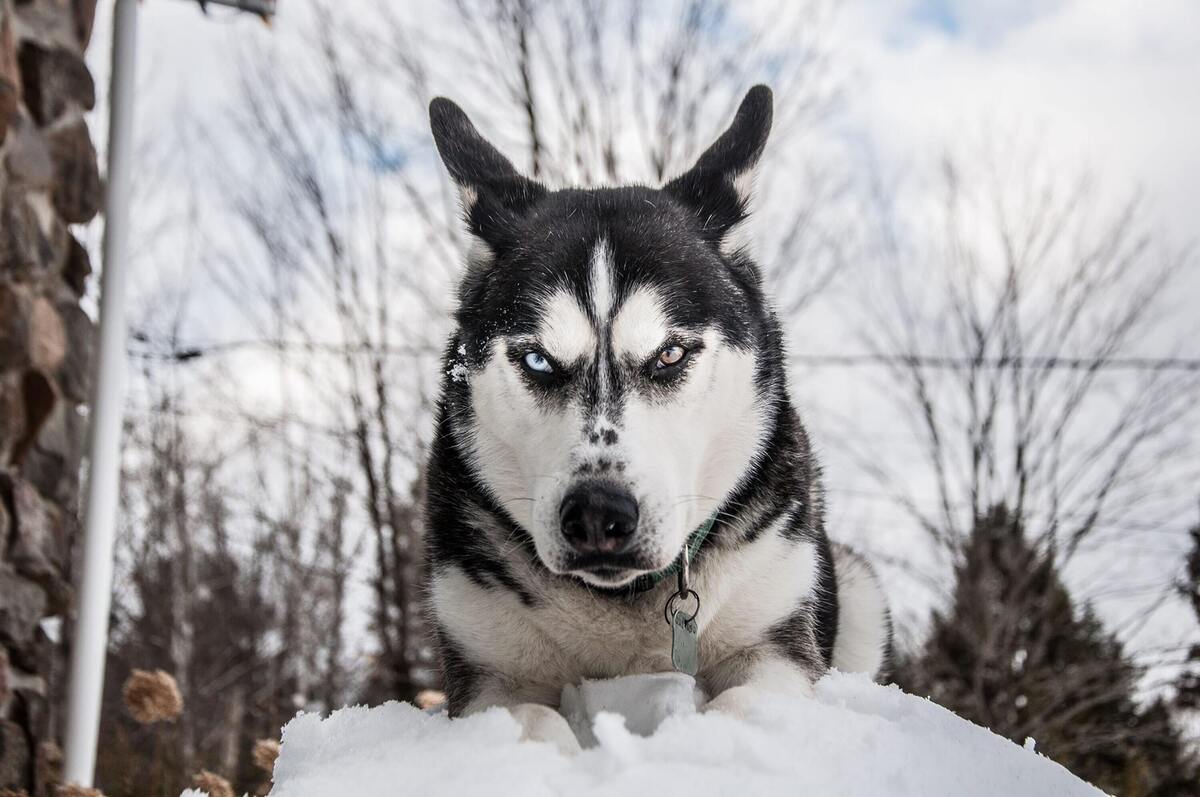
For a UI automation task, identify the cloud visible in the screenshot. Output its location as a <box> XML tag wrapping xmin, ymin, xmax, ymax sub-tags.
<box><xmin>836</xmin><ymin>0</ymin><xmax>1200</xmax><ymax>240</ymax></box>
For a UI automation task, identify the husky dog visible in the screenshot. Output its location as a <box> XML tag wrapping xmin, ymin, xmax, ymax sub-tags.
<box><xmin>424</xmin><ymin>86</ymin><xmax>890</xmax><ymax>751</ymax></box>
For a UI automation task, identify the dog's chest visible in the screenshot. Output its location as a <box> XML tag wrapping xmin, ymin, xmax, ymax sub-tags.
<box><xmin>432</xmin><ymin>531</ymin><xmax>818</xmax><ymax>693</ymax></box>
<box><xmin>532</xmin><ymin>596</ymin><xmax>674</xmax><ymax>678</ymax></box>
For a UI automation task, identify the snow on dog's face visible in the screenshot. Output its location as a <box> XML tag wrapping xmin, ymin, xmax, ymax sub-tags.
<box><xmin>431</xmin><ymin>88</ymin><xmax>777</xmax><ymax>588</ymax></box>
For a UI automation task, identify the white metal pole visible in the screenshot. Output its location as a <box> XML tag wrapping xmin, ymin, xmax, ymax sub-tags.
<box><xmin>63</xmin><ymin>0</ymin><xmax>139</xmax><ymax>786</ymax></box>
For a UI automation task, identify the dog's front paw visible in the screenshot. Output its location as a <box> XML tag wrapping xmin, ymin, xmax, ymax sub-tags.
<box><xmin>704</xmin><ymin>673</ymin><xmax>815</xmax><ymax>719</ymax></box>
<box><xmin>508</xmin><ymin>703</ymin><xmax>582</xmax><ymax>755</ymax></box>
<box><xmin>703</xmin><ymin>685</ymin><xmax>762</xmax><ymax>719</ymax></box>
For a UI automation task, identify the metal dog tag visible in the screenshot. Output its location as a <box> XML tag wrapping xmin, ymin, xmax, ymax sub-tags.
<box><xmin>671</xmin><ymin>609</ymin><xmax>699</xmax><ymax>676</ymax></box>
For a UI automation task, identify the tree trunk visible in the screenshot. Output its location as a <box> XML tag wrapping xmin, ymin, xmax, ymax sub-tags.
<box><xmin>219</xmin><ymin>683</ymin><xmax>246</xmax><ymax>778</ymax></box>
<box><xmin>169</xmin><ymin>419</ymin><xmax>196</xmax><ymax>774</ymax></box>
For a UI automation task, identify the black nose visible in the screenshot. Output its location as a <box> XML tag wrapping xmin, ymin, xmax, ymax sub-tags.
<box><xmin>559</xmin><ymin>482</ymin><xmax>639</xmax><ymax>555</ymax></box>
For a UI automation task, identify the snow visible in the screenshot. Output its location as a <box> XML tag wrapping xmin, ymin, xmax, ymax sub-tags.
<box><xmin>261</xmin><ymin>672</ymin><xmax>1103</xmax><ymax>796</ymax></box>
<box><xmin>561</xmin><ymin>672</ymin><xmax>705</xmax><ymax>747</ymax></box>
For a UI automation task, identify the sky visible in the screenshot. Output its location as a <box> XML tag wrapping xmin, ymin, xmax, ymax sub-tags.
<box><xmin>92</xmin><ymin>1</ymin><xmax>1200</xmax><ymax>194</ymax></box>
<box><xmin>82</xmin><ymin>0</ymin><xmax>1200</xmax><ymax>686</ymax></box>
<box><xmin>86</xmin><ymin>0</ymin><xmax>1200</xmax><ymax>315</ymax></box>
<box><xmin>839</xmin><ymin>0</ymin><xmax>1200</xmax><ymax>244</ymax></box>
<box><xmin>825</xmin><ymin>0</ymin><xmax>1200</xmax><ymax>656</ymax></box>
<box><xmin>94</xmin><ymin>0</ymin><xmax>1200</xmax><ymax>238</ymax></box>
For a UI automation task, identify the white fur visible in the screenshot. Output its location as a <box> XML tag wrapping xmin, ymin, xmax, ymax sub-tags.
<box><xmin>703</xmin><ymin>656</ymin><xmax>815</xmax><ymax>718</ymax></box>
<box><xmin>693</xmin><ymin>533</ymin><xmax>818</xmax><ymax>671</ymax></box>
<box><xmin>458</xmin><ymin>185</ymin><xmax>479</xmax><ymax>215</ymax></box>
<box><xmin>537</xmin><ymin>290</ymin><xmax>595</xmax><ymax>365</ymax></box>
<box><xmin>588</xmin><ymin>240</ymin><xmax>616</xmax><ymax>406</ymax></box>
<box><xmin>720</xmin><ymin>216</ymin><xmax>757</xmax><ymax>261</ymax></box>
<box><xmin>465</xmin><ymin>281</ymin><xmax>768</xmax><ymax>589</ymax></box>
<box><xmin>731</xmin><ymin>167</ymin><xmax>757</xmax><ymax>208</ymax></box>
<box><xmin>830</xmin><ymin>546</ymin><xmax>891</xmax><ymax>676</ymax></box>
<box><xmin>465</xmin><ymin>338</ymin><xmax>583</xmax><ymax>571</ymax></box>
<box><xmin>459</xmin><ymin>680</ymin><xmax>581</xmax><ymax>755</ymax></box>
<box><xmin>505</xmin><ymin>704</ymin><xmax>581</xmax><ymax>754</ymax></box>
<box><xmin>588</xmin><ymin>238</ymin><xmax>615</xmax><ymax>322</ymax></box>
<box><xmin>719</xmin><ymin>168</ymin><xmax>759</xmax><ymax>260</ymax></box>
<box><xmin>610</xmin><ymin>287</ymin><xmax>669</xmax><ymax>362</ymax></box>
<box><xmin>616</xmin><ymin>328</ymin><xmax>768</xmax><ymax>571</ymax></box>
<box><xmin>465</xmin><ymin>237</ymin><xmax>493</xmax><ymax>271</ymax></box>
<box><xmin>431</xmin><ymin>520</ymin><xmax>821</xmax><ymax>706</ymax></box>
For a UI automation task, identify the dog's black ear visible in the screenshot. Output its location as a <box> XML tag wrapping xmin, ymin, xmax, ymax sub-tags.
<box><xmin>663</xmin><ymin>85</ymin><xmax>772</xmax><ymax>246</ymax></box>
<box><xmin>430</xmin><ymin>97</ymin><xmax>546</xmax><ymax>251</ymax></box>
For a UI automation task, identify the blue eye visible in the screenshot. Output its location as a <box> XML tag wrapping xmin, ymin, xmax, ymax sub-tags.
<box><xmin>523</xmin><ymin>351</ymin><xmax>553</xmax><ymax>374</ymax></box>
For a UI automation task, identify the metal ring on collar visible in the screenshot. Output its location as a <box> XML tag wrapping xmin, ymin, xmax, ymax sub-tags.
<box><xmin>664</xmin><ymin>588</ymin><xmax>701</xmax><ymax>626</ymax></box>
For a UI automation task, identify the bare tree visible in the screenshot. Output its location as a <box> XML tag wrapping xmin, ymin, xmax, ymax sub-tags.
<box><xmin>844</xmin><ymin>139</ymin><xmax>1200</xmax><ymax>650</ymax></box>
<box><xmin>168</xmin><ymin>0</ymin><xmax>851</xmax><ymax>700</ymax></box>
<box><xmin>103</xmin><ymin>370</ymin><xmax>363</xmax><ymax>792</ymax></box>
<box><xmin>363</xmin><ymin>0</ymin><xmax>849</xmax><ymax>312</ymax></box>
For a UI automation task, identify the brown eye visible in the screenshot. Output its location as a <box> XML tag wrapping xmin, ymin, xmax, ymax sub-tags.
<box><xmin>656</xmin><ymin>345</ymin><xmax>686</xmax><ymax>369</ymax></box>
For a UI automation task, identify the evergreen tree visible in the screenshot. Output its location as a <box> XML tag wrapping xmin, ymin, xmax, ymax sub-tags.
<box><xmin>1175</xmin><ymin>520</ymin><xmax>1200</xmax><ymax>712</ymax></box>
<box><xmin>896</xmin><ymin>506</ymin><xmax>1197</xmax><ymax>796</ymax></box>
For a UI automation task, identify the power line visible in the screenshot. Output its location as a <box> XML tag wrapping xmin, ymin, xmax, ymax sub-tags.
<box><xmin>193</xmin><ymin>0</ymin><xmax>276</xmax><ymax>19</ymax></box>
<box><xmin>126</xmin><ymin>336</ymin><xmax>1200</xmax><ymax>372</ymax></box>
<box><xmin>789</xmin><ymin>353</ymin><xmax>1200</xmax><ymax>372</ymax></box>
<box><xmin>127</xmin><ymin>334</ymin><xmax>437</xmax><ymax>360</ymax></box>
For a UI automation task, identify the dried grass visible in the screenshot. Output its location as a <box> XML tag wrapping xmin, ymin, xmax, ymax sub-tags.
<box><xmin>121</xmin><ymin>669</ymin><xmax>183</xmax><ymax>724</ymax></box>
<box><xmin>190</xmin><ymin>771</ymin><xmax>235</xmax><ymax>797</ymax></box>
<box><xmin>415</xmin><ymin>689</ymin><xmax>446</xmax><ymax>710</ymax></box>
<box><xmin>252</xmin><ymin>738</ymin><xmax>280</xmax><ymax>774</ymax></box>
<box><xmin>56</xmin><ymin>786</ymin><xmax>104</xmax><ymax>797</ymax></box>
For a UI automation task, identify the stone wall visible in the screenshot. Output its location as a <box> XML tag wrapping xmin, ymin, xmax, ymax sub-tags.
<box><xmin>0</xmin><ymin>0</ymin><xmax>98</xmax><ymax>793</ymax></box>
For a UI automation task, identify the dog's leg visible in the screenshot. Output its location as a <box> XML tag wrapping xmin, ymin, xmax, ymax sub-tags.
<box><xmin>463</xmin><ymin>680</ymin><xmax>582</xmax><ymax>755</ymax></box>
<box><xmin>506</xmin><ymin>703</ymin><xmax>582</xmax><ymax>754</ymax></box>
<box><xmin>702</xmin><ymin>652</ymin><xmax>816</xmax><ymax>718</ymax></box>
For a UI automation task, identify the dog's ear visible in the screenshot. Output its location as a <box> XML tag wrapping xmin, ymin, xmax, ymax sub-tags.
<box><xmin>430</xmin><ymin>97</ymin><xmax>546</xmax><ymax>251</ymax></box>
<box><xmin>663</xmin><ymin>85</ymin><xmax>772</xmax><ymax>246</ymax></box>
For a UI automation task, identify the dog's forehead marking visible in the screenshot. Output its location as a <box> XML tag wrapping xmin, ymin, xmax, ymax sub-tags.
<box><xmin>588</xmin><ymin>238</ymin><xmax>617</xmax><ymax>408</ymax></box>
<box><xmin>538</xmin><ymin>289</ymin><xmax>595</xmax><ymax>363</ymax></box>
<box><xmin>612</xmin><ymin>286</ymin><xmax>669</xmax><ymax>361</ymax></box>
<box><xmin>588</xmin><ymin>238</ymin><xmax>615</xmax><ymax>323</ymax></box>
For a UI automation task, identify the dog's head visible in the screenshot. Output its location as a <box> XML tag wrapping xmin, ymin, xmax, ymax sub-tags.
<box><xmin>431</xmin><ymin>87</ymin><xmax>778</xmax><ymax>588</ymax></box>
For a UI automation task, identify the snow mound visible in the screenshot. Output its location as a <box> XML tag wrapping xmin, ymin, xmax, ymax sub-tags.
<box><xmin>265</xmin><ymin>672</ymin><xmax>1102</xmax><ymax>796</ymax></box>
